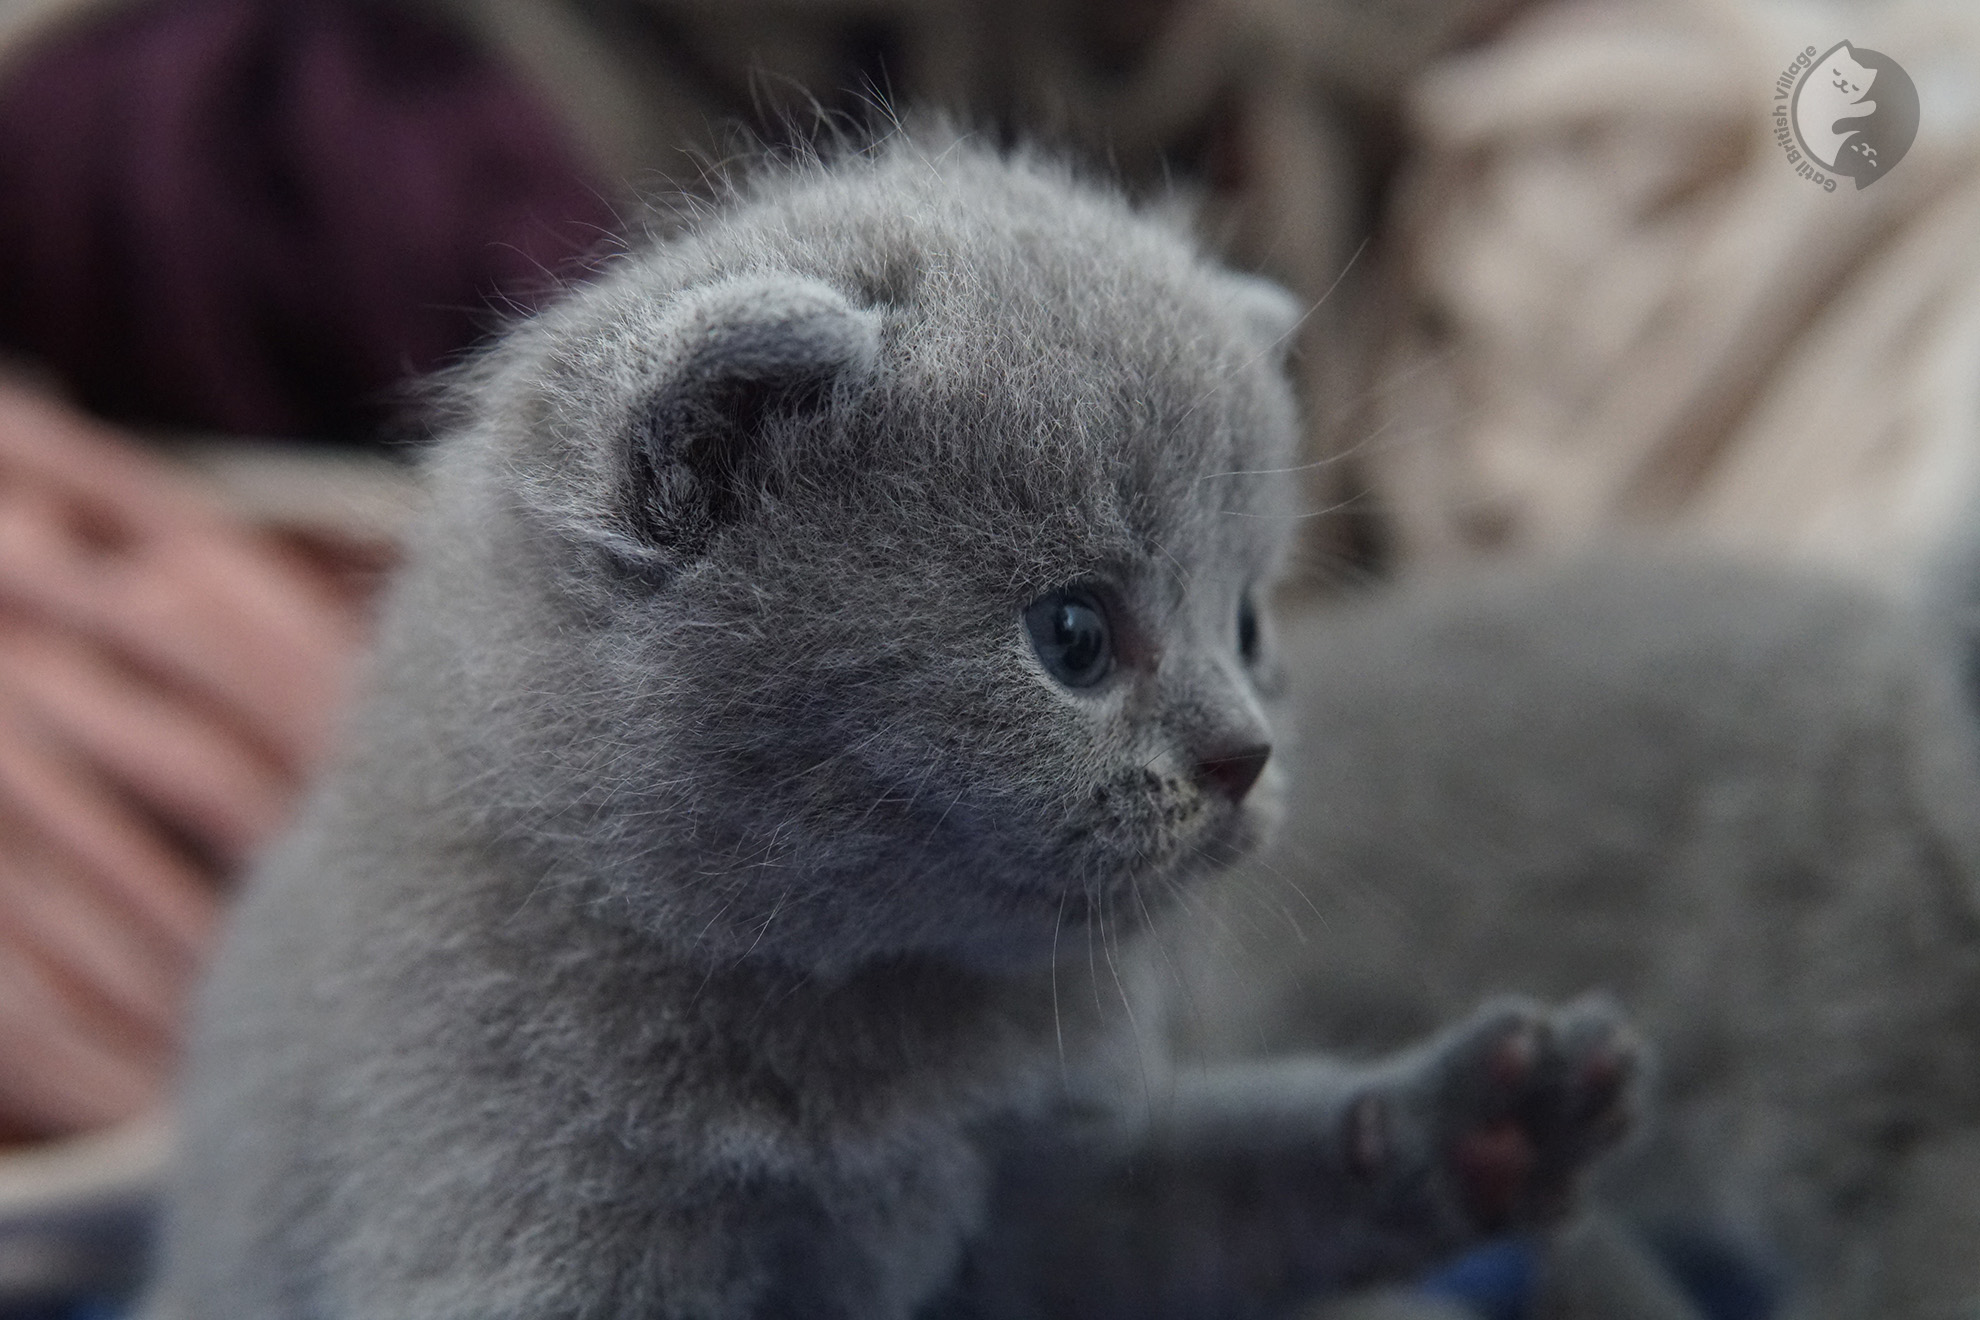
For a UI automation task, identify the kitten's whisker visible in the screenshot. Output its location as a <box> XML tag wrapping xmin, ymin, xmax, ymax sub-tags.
<box><xmin>1224</xmin><ymin>486</ymin><xmax>1375</xmax><ymax>522</ymax></box>
<box><xmin>740</xmin><ymin>882</ymin><xmax>797</xmax><ymax>958</ymax></box>
<box><xmin>1085</xmin><ymin>883</ymin><xmax>1107</xmax><ymax>1016</ymax></box>
<box><xmin>1194</xmin><ymin>863</ymin><xmax>1308</xmax><ymax>957</ymax></box>
<box><xmin>690</xmin><ymin>899</ymin><xmax>738</xmax><ymax>956</ymax></box>
<box><xmin>1241</xmin><ymin>864</ymin><xmax>1325</xmax><ymax>945</ymax></box>
<box><xmin>1154</xmin><ymin>865</ymin><xmax>1244</xmax><ymax>946</ymax></box>
<box><xmin>1247</xmin><ymin>847</ymin><xmax>1326</xmax><ymax>926</ymax></box>
<box><xmin>1198</xmin><ymin>458</ymin><xmax>1341</xmax><ymax>481</ymax></box>
<box><xmin>1127</xmin><ymin>873</ymin><xmax>1196</xmax><ymax>1030</ymax></box>
<box><xmin>1097</xmin><ymin>886</ymin><xmax>1156</xmax><ymax>1120</ymax></box>
<box><xmin>921</xmin><ymin>787</ymin><xmax>968</xmax><ymax>849</ymax></box>
<box><xmin>1139</xmin><ymin>873</ymin><xmax>1234</xmax><ymax>1045</ymax></box>
<box><xmin>1147</xmin><ymin>533</ymin><xmax>1196</xmax><ymax>594</ymax></box>
<box><xmin>1051</xmin><ymin>887</ymin><xmax>1070</xmax><ymax>1082</ymax></box>
<box><xmin>900</xmin><ymin>750</ymin><xmax>947</xmax><ymax>817</ymax></box>
<box><xmin>1246</xmin><ymin>233</ymin><xmax>1371</xmax><ymax>367</ymax></box>
<box><xmin>1170</xmin><ymin>236</ymin><xmax>1370</xmax><ymax>437</ymax></box>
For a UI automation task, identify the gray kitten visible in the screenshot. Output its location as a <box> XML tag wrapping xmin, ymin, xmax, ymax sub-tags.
<box><xmin>150</xmin><ymin>138</ymin><xmax>1635</xmax><ymax>1320</ymax></box>
<box><xmin>1180</xmin><ymin>555</ymin><xmax>1980</xmax><ymax>1319</ymax></box>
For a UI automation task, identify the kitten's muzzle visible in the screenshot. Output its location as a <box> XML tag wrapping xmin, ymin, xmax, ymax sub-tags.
<box><xmin>1195</xmin><ymin>743</ymin><xmax>1271</xmax><ymax>802</ymax></box>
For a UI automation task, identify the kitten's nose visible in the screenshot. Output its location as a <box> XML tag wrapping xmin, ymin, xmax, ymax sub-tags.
<box><xmin>1196</xmin><ymin>743</ymin><xmax>1271</xmax><ymax>802</ymax></box>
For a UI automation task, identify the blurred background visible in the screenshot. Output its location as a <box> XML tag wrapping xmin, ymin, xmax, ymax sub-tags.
<box><xmin>0</xmin><ymin>0</ymin><xmax>1974</xmax><ymax>1314</ymax></box>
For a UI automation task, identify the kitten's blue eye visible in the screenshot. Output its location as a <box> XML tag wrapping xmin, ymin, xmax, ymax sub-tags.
<box><xmin>1024</xmin><ymin>588</ymin><xmax>1113</xmax><ymax>689</ymax></box>
<box><xmin>1237</xmin><ymin>592</ymin><xmax>1261</xmax><ymax>666</ymax></box>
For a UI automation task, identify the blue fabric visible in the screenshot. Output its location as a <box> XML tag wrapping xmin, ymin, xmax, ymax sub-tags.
<box><xmin>0</xmin><ymin>1220</ymin><xmax>1785</xmax><ymax>1320</ymax></box>
<box><xmin>1419</xmin><ymin>1239</ymin><xmax>1538</xmax><ymax>1320</ymax></box>
<box><xmin>1416</xmin><ymin>1228</ymin><xmax>1783</xmax><ymax>1320</ymax></box>
<box><xmin>0</xmin><ymin>1304</ymin><xmax>125</xmax><ymax>1320</ymax></box>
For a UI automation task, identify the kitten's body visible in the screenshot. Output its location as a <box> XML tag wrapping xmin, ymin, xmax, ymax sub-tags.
<box><xmin>1184</xmin><ymin>557</ymin><xmax>1980</xmax><ymax>1319</ymax></box>
<box><xmin>154</xmin><ymin>142</ymin><xmax>1632</xmax><ymax>1320</ymax></box>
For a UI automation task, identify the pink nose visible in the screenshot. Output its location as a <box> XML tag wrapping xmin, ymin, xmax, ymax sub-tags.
<box><xmin>1196</xmin><ymin>744</ymin><xmax>1271</xmax><ymax>802</ymax></box>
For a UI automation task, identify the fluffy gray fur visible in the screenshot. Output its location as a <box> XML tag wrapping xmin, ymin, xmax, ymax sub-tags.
<box><xmin>1180</xmin><ymin>555</ymin><xmax>1980</xmax><ymax>1320</ymax></box>
<box><xmin>150</xmin><ymin>138</ymin><xmax>1634</xmax><ymax>1320</ymax></box>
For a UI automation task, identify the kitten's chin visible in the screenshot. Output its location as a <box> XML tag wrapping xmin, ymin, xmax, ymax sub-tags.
<box><xmin>1071</xmin><ymin>771</ymin><xmax>1287</xmax><ymax>923</ymax></box>
<box><xmin>1167</xmin><ymin>765</ymin><xmax>1288</xmax><ymax>877</ymax></box>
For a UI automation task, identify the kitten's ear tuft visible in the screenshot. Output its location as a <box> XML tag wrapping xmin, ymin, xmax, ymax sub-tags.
<box><xmin>1223</xmin><ymin>273</ymin><xmax>1305</xmax><ymax>361</ymax></box>
<box><xmin>624</xmin><ymin>274</ymin><xmax>880</xmax><ymax>558</ymax></box>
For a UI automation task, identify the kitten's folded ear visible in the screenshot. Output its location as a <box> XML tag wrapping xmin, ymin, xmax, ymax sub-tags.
<box><xmin>620</xmin><ymin>273</ymin><xmax>881</xmax><ymax>563</ymax></box>
<box><xmin>1222</xmin><ymin>273</ymin><xmax>1305</xmax><ymax>362</ymax></box>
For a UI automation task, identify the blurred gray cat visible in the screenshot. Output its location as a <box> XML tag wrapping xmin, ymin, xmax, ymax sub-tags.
<box><xmin>149</xmin><ymin>138</ymin><xmax>1637</xmax><ymax>1320</ymax></box>
<box><xmin>1181</xmin><ymin>555</ymin><xmax>1980</xmax><ymax>1320</ymax></box>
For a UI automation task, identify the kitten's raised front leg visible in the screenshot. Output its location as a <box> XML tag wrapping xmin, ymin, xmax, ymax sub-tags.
<box><xmin>1338</xmin><ymin>995</ymin><xmax>1642</xmax><ymax>1245</ymax></box>
<box><xmin>940</xmin><ymin>996</ymin><xmax>1640</xmax><ymax>1320</ymax></box>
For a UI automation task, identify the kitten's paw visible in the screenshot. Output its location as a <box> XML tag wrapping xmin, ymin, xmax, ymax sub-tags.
<box><xmin>1351</xmin><ymin>996</ymin><xmax>1641</xmax><ymax>1236</ymax></box>
<box><xmin>1441</xmin><ymin>997</ymin><xmax>1639</xmax><ymax>1232</ymax></box>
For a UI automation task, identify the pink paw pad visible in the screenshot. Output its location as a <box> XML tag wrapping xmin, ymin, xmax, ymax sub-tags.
<box><xmin>1447</xmin><ymin>1000</ymin><xmax>1641</xmax><ymax>1232</ymax></box>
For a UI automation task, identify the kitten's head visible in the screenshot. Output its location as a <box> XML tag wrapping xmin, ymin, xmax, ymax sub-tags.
<box><xmin>406</xmin><ymin>138</ymin><xmax>1304</xmax><ymax>973</ymax></box>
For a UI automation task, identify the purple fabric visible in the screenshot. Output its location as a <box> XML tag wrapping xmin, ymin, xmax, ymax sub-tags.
<box><xmin>0</xmin><ymin>0</ymin><xmax>618</xmax><ymax>439</ymax></box>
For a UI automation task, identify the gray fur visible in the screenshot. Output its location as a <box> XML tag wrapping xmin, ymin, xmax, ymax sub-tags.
<box><xmin>152</xmin><ymin>138</ymin><xmax>1632</xmax><ymax>1320</ymax></box>
<box><xmin>1181</xmin><ymin>555</ymin><xmax>1980</xmax><ymax>1319</ymax></box>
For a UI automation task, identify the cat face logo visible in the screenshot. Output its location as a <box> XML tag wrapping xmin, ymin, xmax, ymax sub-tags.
<box><xmin>1780</xmin><ymin>41</ymin><xmax>1919</xmax><ymax>190</ymax></box>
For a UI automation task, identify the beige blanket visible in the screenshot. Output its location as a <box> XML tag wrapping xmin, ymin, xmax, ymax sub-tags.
<box><xmin>1353</xmin><ymin>0</ymin><xmax>1980</xmax><ymax>587</ymax></box>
